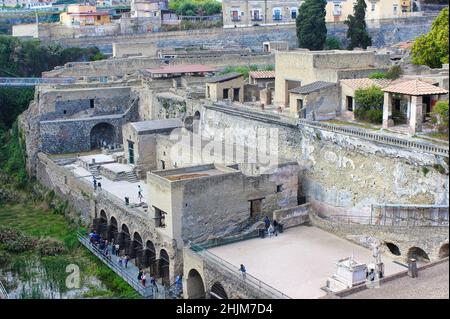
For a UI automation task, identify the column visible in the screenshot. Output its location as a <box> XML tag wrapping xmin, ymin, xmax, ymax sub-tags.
<box><xmin>382</xmin><ymin>92</ymin><xmax>393</xmax><ymax>129</ymax></box>
<box><xmin>409</xmin><ymin>95</ymin><xmax>423</xmax><ymax>134</ymax></box>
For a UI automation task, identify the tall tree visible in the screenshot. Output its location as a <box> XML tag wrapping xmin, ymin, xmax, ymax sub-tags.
<box><xmin>411</xmin><ymin>7</ymin><xmax>448</xmax><ymax>68</ymax></box>
<box><xmin>296</xmin><ymin>0</ymin><xmax>327</xmax><ymax>50</ymax></box>
<box><xmin>345</xmin><ymin>0</ymin><xmax>372</xmax><ymax>50</ymax></box>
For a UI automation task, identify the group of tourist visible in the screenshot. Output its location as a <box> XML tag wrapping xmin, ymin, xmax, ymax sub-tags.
<box><xmin>137</xmin><ymin>269</ymin><xmax>158</xmax><ymax>290</ymax></box>
<box><xmin>88</xmin><ymin>230</ymin><xmax>121</xmax><ymax>262</ymax></box>
<box><xmin>264</xmin><ymin>216</ymin><xmax>279</xmax><ymax>237</ymax></box>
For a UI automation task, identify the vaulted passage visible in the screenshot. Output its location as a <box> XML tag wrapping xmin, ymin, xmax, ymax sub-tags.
<box><xmin>159</xmin><ymin>249</ymin><xmax>170</xmax><ymax>287</ymax></box>
<box><xmin>407</xmin><ymin>247</ymin><xmax>430</xmax><ymax>262</ymax></box>
<box><xmin>439</xmin><ymin>243</ymin><xmax>449</xmax><ymax>259</ymax></box>
<box><xmin>90</xmin><ymin>122</ymin><xmax>115</xmax><ymax>149</ymax></box>
<box><xmin>108</xmin><ymin>216</ymin><xmax>118</xmax><ymax>242</ymax></box>
<box><xmin>210</xmin><ymin>282</ymin><xmax>228</xmax><ymax>299</ymax></box>
<box><xmin>120</xmin><ymin>224</ymin><xmax>131</xmax><ymax>255</ymax></box>
<box><xmin>385</xmin><ymin>242</ymin><xmax>401</xmax><ymax>256</ymax></box>
<box><xmin>130</xmin><ymin>232</ymin><xmax>143</xmax><ymax>266</ymax></box>
<box><xmin>143</xmin><ymin>240</ymin><xmax>157</xmax><ymax>274</ymax></box>
<box><xmin>187</xmin><ymin>269</ymin><xmax>205</xmax><ymax>299</ymax></box>
<box><xmin>98</xmin><ymin>210</ymin><xmax>108</xmax><ymax>239</ymax></box>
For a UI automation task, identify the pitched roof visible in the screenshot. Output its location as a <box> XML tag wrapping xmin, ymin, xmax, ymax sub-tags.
<box><xmin>340</xmin><ymin>78</ymin><xmax>392</xmax><ymax>90</ymax></box>
<box><xmin>289</xmin><ymin>81</ymin><xmax>335</xmax><ymax>94</ymax></box>
<box><xmin>130</xmin><ymin>119</ymin><xmax>183</xmax><ymax>134</ymax></box>
<box><xmin>382</xmin><ymin>79</ymin><xmax>448</xmax><ymax>96</ymax></box>
<box><xmin>206</xmin><ymin>72</ymin><xmax>243</xmax><ymax>83</ymax></box>
<box><xmin>249</xmin><ymin>71</ymin><xmax>275</xmax><ymax>79</ymax></box>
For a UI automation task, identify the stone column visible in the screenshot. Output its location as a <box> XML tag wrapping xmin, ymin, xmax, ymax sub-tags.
<box><xmin>116</xmin><ymin>232</ymin><xmax>125</xmax><ymax>252</ymax></box>
<box><xmin>382</xmin><ymin>92</ymin><xmax>393</xmax><ymax>129</ymax></box>
<box><xmin>154</xmin><ymin>259</ymin><xmax>161</xmax><ymax>278</ymax></box>
<box><xmin>409</xmin><ymin>95</ymin><xmax>423</xmax><ymax>134</ymax></box>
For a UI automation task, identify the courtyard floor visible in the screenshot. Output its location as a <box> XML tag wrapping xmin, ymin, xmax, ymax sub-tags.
<box><xmin>208</xmin><ymin>225</ymin><xmax>406</xmax><ymax>299</ymax></box>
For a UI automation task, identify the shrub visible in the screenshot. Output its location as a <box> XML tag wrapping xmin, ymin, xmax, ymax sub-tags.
<box><xmin>368</xmin><ymin>72</ymin><xmax>387</xmax><ymax>79</ymax></box>
<box><xmin>0</xmin><ymin>250</ymin><xmax>11</xmax><ymax>266</ymax></box>
<box><xmin>0</xmin><ymin>226</ymin><xmax>36</xmax><ymax>253</ymax></box>
<box><xmin>355</xmin><ymin>86</ymin><xmax>384</xmax><ymax>111</ymax></box>
<box><xmin>431</xmin><ymin>100</ymin><xmax>449</xmax><ymax>134</ymax></box>
<box><xmin>366</xmin><ymin>109</ymin><xmax>383</xmax><ymax>124</ymax></box>
<box><xmin>324</xmin><ymin>36</ymin><xmax>341</xmax><ymax>50</ymax></box>
<box><xmin>386</xmin><ymin>65</ymin><xmax>403</xmax><ymax>80</ymax></box>
<box><xmin>36</xmin><ymin>238</ymin><xmax>66</xmax><ymax>256</ymax></box>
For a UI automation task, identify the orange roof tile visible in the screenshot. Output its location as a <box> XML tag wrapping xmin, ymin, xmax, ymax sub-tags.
<box><xmin>382</xmin><ymin>79</ymin><xmax>448</xmax><ymax>96</ymax></box>
<box><xmin>340</xmin><ymin>78</ymin><xmax>392</xmax><ymax>90</ymax></box>
<box><xmin>249</xmin><ymin>71</ymin><xmax>275</xmax><ymax>79</ymax></box>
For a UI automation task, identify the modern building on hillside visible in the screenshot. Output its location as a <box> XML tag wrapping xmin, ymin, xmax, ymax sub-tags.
<box><xmin>60</xmin><ymin>4</ymin><xmax>111</xmax><ymax>27</ymax></box>
<box><xmin>222</xmin><ymin>0</ymin><xmax>421</xmax><ymax>28</ymax></box>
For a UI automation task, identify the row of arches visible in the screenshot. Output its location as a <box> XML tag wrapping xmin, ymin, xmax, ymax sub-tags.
<box><xmin>186</xmin><ymin>269</ymin><xmax>228</xmax><ymax>299</ymax></box>
<box><xmin>384</xmin><ymin>241</ymin><xmax>449</xmax><ymax>261</ymax></box>
<box><xmin>96</xmin><ymin>210</ymin><xmax>171</xmax><ymax>286</ymax></box>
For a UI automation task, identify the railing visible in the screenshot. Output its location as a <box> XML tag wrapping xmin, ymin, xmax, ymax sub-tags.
<box><xmin>298</xmin><ymin>119</ymin><xmax>449</xmax><ymax>157</ymax></box>
<box><xmin>196</xmin><ymin>229</ymin><xmax>260</xmax><ymax>250</ymax></box>
<box><xmin>77</xmin><ymin>232</ymin><xmax>164</xmax><ymax>299</ymax></box>
<box><xmin>0</xmin><ymin>280</ymin><xmax>8</xmax><ymax>300</ymax></box>
<box><xmin>0</xmin><ymin>77</ymin><xmax>76</xmax><ymax>87</ymax></box>
<box><xmin>190</xmin><ymin>242</ymin><xmax>291</xmax><ymax>299</ymax></box>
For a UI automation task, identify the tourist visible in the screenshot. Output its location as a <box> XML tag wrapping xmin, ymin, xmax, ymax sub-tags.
<box><xmin>239</xmin><ymin>264</ymin><xmax>246</xmax><ymax>280</ymax></box>
<box><xmin>141</xmin><ymin>273</ymin><xmax>147</xmax><ymax>287</ymax></box>
<box><xmin>124</xmin><ymin>255</ymin><xmax>129</xmax><ymax>268</ymax></box>
<box><xmin>93</xmin><ymin>177</ymin><xmax>97</xmax><ymax>190</ymax></box>
<box><xmin>115</xmin><ymin>243</ymin><xmax>120</xmax><ymax>256</ymax></box>
<box><xmin>268</xmin><ymin>224</ymin><xmax>275</xmax><ymax>237</ymax></box>
<box><xmin>175</xmin><ymin>274</ymin><xmax>182</xmax><ymax>288</ymax></box>
<box><xmin>138</xmin><ymin>185</ymin><xmax>143</xmax><ymax>203</ymax></box>
<box><xmin>118</xmin><ymin>256</ymin><xmax>123</xmax><ymax>267</ymax></box>
<box><xmin>138</xmin><ymin>269</ymin><xmax>143</xmax><ymax>281</ymax></box>
<box><xmin>273</xmin><ymin>220</ymin><xmax>279</xmax><ymax>236</ymax></box>
<box><xmin>105</xmin><ymin>249</ymin><xmax>111</xmax><ymax>261</ymax></box>
<box><xmin>264</xmin><ymin>216</ymin><xmax>270</xmax><ymax>230</ymax></box>
<box><xmin>150</xmin><ymin>274</ymin><xmax>158</xmax><ymax>292</ymax></box>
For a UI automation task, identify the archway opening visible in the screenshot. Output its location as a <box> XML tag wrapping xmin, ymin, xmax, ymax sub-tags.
<box><xmin>407</xmin><ymin>247</ymin><xmax>430</xmax><ymax>262</ymax></box>
<box><xmin>99</xmin><ymin>210</ymin><xmax>108</xmax><ymax>239</ymax></box>
<box><xmin>385</xmin><ymin>242</ymin><xmax>401</xmax><ymax>256</ymax></box>
<box><xmin>108</xmin><ymin>216</ymin><xmax>118</xmax><ymax>242</ymax></box>
<box><xmin>144</xmin><ymin>240</ymin><xmax>156</xmax><ymax>274</ymax></box>
<box><xmin>210</xmin><ymin>282</ymin><xmax>228</xmax><ymax>299</ymax></box>
<box><xmin>121</xmin><ymin>224</ymin><xmax>131</xmax><ymax>255</ymax></box>
<box><xmin>90</xmin><ymin>122</ymin><xmax>115</xmax><ymax>150</ymax></box>
<box><xmin>187</xmin><ymin>269</ymin><xmax>205</xmax><ymax>299</ymax></box>
<box><xmin>159</xmin><ymin>249</ymin><xmax>170</xmax><ymax>287</ymax></box>
<box><xmin>131</xmin><ymin>232</ymin><xmax>143</xmax><ymax>266</ymax></box>
<box><xmin>193</xmin><ymin>111</ymin><xmax>201</xmax><ymax>134</ymax></box>
<box><xmin>439</xmin><ymin>243</ymin><xmax>449</xmax><ymax>259</ymax></box>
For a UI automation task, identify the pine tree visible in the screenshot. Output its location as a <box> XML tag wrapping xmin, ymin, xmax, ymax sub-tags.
<box><xmin>296</xmin><ymin>0</ymin><xmax>327</xmax><ymax>50</ymax></box>
<box><xmin>345</xmin><ymin>0</ymin><xmax>372</xmax><ymax>50</ymax></box>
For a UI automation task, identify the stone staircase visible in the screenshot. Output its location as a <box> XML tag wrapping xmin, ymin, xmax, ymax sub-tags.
<box><xmin>126</xmin><ymin>171</ymin><xmax>139</xmax><ymax>183</ymax></box>
<box><xmin>90</xmin><ymin>165</ymin><xmax>100</xmax><ymax>177</ymax></box>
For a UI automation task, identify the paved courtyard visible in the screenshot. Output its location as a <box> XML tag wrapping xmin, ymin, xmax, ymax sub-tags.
<box><xmin>208</xmin><ymin>226</ymin><xmax>406</xmax><ymax>299</ymax></box>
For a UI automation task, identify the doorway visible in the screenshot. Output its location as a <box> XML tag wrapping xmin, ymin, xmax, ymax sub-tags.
<box><xmin>346</xmin><ymin>96</ymin><xmax>353</xmax><ymax>111</ymax></box>
<box><xmin>128</xmin><ymin>140</ymin><xmax>134</xmax><ymax>164</ymax></box>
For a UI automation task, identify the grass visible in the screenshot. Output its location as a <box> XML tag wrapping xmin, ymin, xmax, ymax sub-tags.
<box><xmin>323</xmin><ymin>119</ymin><xmax>380</xmax><ymax>131</ymax></box>
<box><xmin>0</xmin><ymin>202</ymin><xmax>140</xmax><ymax>299</ymax></box>
<box><xmin>424</xmin><ymin>132</ymin><xmax>449</xmax><ymax>142</ymax></box>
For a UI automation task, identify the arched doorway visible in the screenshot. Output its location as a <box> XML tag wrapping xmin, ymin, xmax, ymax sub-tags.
<box><xmin>439</xmin><ymin>243</ymin><xmax>449</xmax><ymax>259</ymax></box>
<box><xmin>187</xmin><ymin>269</ymin><xmax>205</xmax><ymax>299</ymax></box>
<box><xmin>130</xmin><ymin>232</ymin><xmax>144</xmax><ymax>266</ymax></box>
<box><xmin>210</xmin><ymin>282</ymin><xmax>228</xmax><ymax>299</ymax></box>
<box><xmin>144</xmin><ymin>240</ymin><xmax>157</xmax><ymax>274</ymax></box>
<box><xmin>108</xmin><ymin>216</ymin><xmax>118</xmax><ymax>242</ymax></box>
<box><xmin>121</xmin><ymin>224</ymin><xmax>131</xmax><ymax>255</ymax></box>
<box><xmin>193</xmin><ymin>111</ymin><xmax>201</xmax><ymax>134</ymax></box>
<box><xmin>385</xmin><ymin>242</ymin><xmax>401</xmax><ymax>256</ymax></box>
<box><xmin>98</xmin><ymin>210</ymin><xmax>108</xmax><ymax>238</ymax></box>
<box><xmin>159</xmin><ymin>249</ymin><xmax>170</xmax><ymax>287</ymax></box>
<box><xmin>90</xmin><ymin>122</ymin><xmax>115</xmax><ymax>150</ymax></box>
<box><xmin>407</xmin><ymin>247</ymin><xmax>430</xmax><ymax>262</ymax></box>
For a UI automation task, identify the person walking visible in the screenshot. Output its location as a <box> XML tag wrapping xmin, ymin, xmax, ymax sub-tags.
<box><xmin>93</xmin><ymin>177</ymin><xmax>97</xmax><ymax>190</ymax></box>
<box><xmin>138</xmin><ymin>269</ymin><xmax>143</xmax><ymax>281</ymax></box>
<box><xmin>124</xmin><ymin>255</ymin><xmax>129</xmax><ymax>268</ymax></box>
<box><xmin>118</xmin><ymin>256</ymin><xmax>123</xmax><ymax>267</ymax></box>
<box><xmin>150</xmin><ymin>274</ymin><xmax>158</xmax><ymax>292</ymax></box>
<box><xmin>141</xmin><ymin>273</ymin><xmax>147</xmax><ymax>287</ymax></box>
<box><xmin>268</xmin><ymin>224</ymin><xmax>275</xmax><ymax>237</ymax></box>
<box><xmin>138</xmin><ymin>185</ymin><xmax>143</xmax><ymax>203</ymax></box>
<box><xmin>239</xmin><ymin>264</ymin><xmax>247</xmax><ymax>280</ymax></box>
<box><xmin>115</xmin><ymin>243</ymin><xmax>120</xmax><ymax>256</ymax></box>
<box><xmin>273</xmin><ymin>220</ymin><xmax>279</xmax><ymax>236</ymax></box>
<box><xmin>264</xmin><ymin>216</ymin><xmax>270</xmax><ymax>231</ymax></box>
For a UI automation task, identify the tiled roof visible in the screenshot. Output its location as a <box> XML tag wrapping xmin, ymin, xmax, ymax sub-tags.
<box><xmin>206</xmin><ymin>72</ymin><xmax>243</xmax><ymax>83</ymax></box>
<box><xmin>249</xmin><ymin>71</ymin><xmax>275</xmax><ymax>79</ymax></box>
<box><xmin>340</xmin><ymin>78</ymin><xmax>392</xmax><ymax>90</ymax></box>
<box><xmin>289</xmin><ymin>81</ymin><xmax>335</xmax><ymax>94</ymax></box>
<box><xmin>383</xmin><ymin>79</ymin><xmax>449</xmax><ymax>96</ymax></box>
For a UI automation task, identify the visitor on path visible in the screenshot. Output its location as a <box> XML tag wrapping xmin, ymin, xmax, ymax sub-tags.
<box><xmin>93</xmin><ymin>177</ymin><xmax>97</xmax><ymax>190</ymax></box>
<box><xmin>273</xmin><ymin>220</ymin><xmax>279</xmax><ymax>236</ymax></box>
<box><xmin>268</xmin><ymin>224</ymin><xmax>275</xmax><ymax>237</ymax></box>
<box><xmin>150</xmin><ymin>275</ymin><xmax>158</xmax><ymax>292</ymax></box>
<box><xmin>239</xmin><ymin>264</ymin><xmax>246</xmax><ymax>280</ymax></box>
<box><xmin>115</xmin><ymin>243</ymin><xmax>120</xmax><ymax>256</ymax></box>
<box><xmin>141</xmin><ymin>273</ymin><xmax>147</xmax><ymax>287</ymax></box>
<box><xmin>138</xmin><ymin>269</ymin><xmax>143</xmax><ymax>281</ymax></box>
<box><xmin>105</xmin><ymin>249</ymin><xmax>111</xmax><ymax>261</ymax></box>
<box><xmin>138</xmin><ymin>185</ymin><xmax>143</xmax><ymax>203</ymax></box>
<box><xmin>175</xmin><ymin>275</ymin><xmax>182</xmax><ymax>288</ymax></box>
<box><xmin>124</xmin><ymin>255</ymin><xmax>129</xmax><ymax>268</ymax></box>
<box><xmin>118</xmin><ymin>256</ymin><xmax>123</xmax><ymax>267</ymax></box>
<box><xmin>264</xmin><ymin>216</ymin><xmax>270</xmax><ymax>230</ymax></box>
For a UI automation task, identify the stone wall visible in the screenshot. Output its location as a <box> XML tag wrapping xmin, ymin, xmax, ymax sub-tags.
<box><xmin>199</xmin><ymin>104</ymin><xmax>449</xmax><ymax>217</ymax></box>
<box><xmin>273</xmin><ymin>203</ymin><xmax>310</xmax><ymax>229</ymax></box>
<box><xmin>310</xmin><ymin>210</ymin><xmax>449</xmax><ymax>262</ymax></box>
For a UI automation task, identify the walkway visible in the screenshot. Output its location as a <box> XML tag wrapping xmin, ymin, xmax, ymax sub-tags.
<box><xmin>77</xmin><ymin>233</ymin><xmax>166</xmax><ymax>299</ymax></box>
<box><xmin>0</xmin><ymin>77</ymin><xmax>76</xmax><ymax>87</ymax></box>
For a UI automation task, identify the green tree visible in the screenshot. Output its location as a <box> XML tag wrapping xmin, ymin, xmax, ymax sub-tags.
<box><xmin>411</xmin><ymin>7</ymin><xmax>449</xmax><ymax>68</ymax></box>
<box><xmin>431</xmin><ymin>100</ymin><xmax>449</xmax><ymax>134</ymax></box>
<box><xmin>354</xmin><ymin>86</ymin><xmax>384</xmax><ymax>124</ymax></box>
<box><xmin>296</xmin><ymin>0</ymin><xmax>327</xmax><ymax>50</ymax></box>
<box><xmin>324</xmin><ymin>36</ymin><xmax>341</xmax><ymax>50</ymax></box>
<box><xmin>345</xmin><ymin>0</ymin><xmax>372</xmax><ymax>50</ymax></box>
